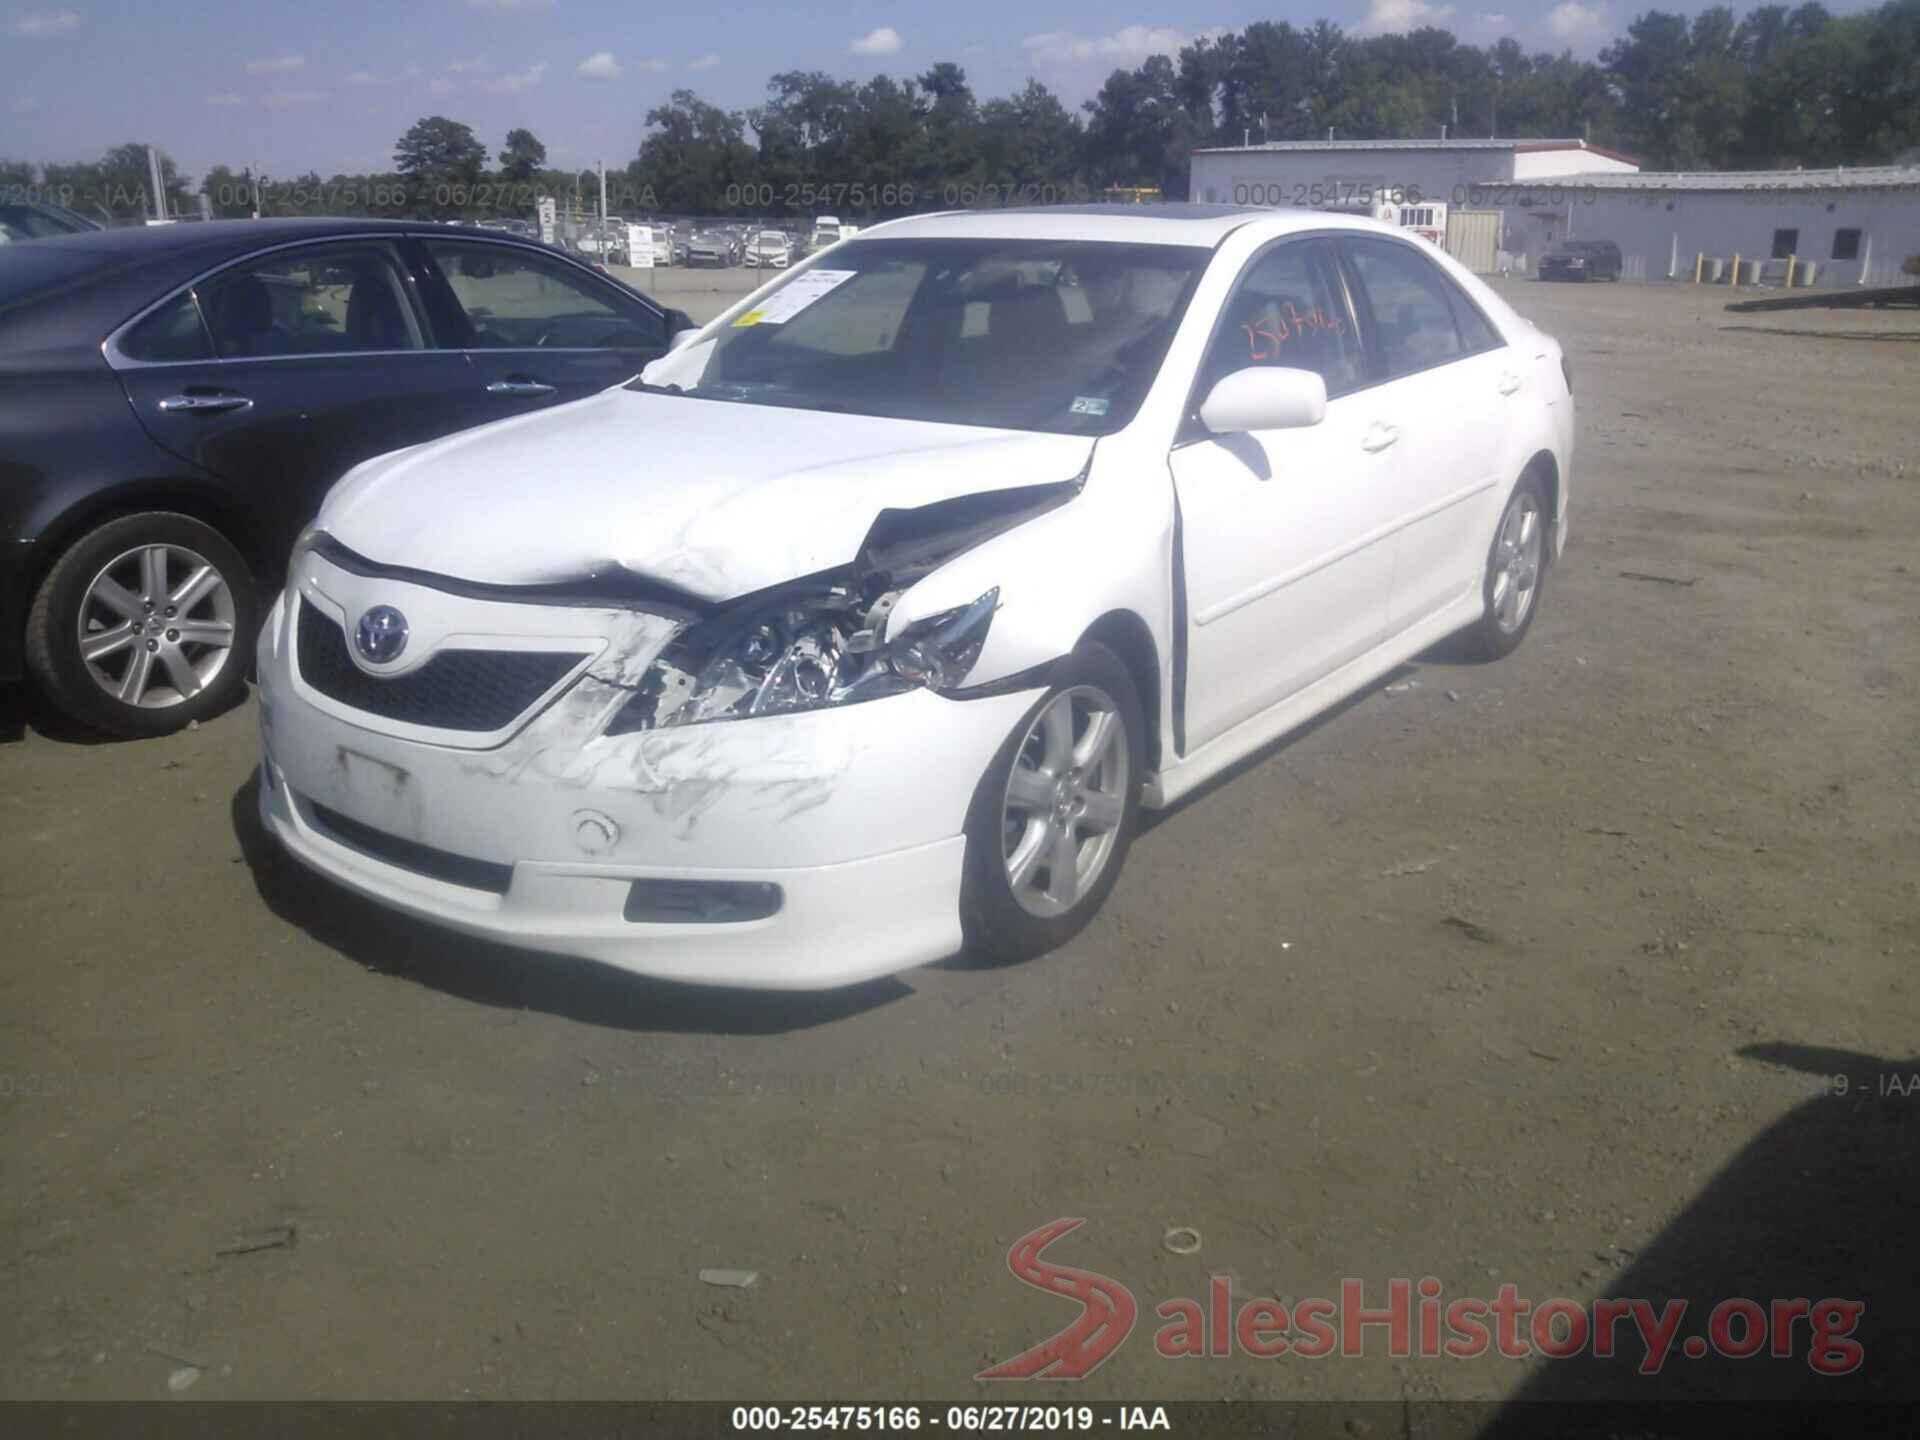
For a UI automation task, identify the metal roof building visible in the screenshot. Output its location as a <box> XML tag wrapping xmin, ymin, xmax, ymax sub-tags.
<box><xmin>1495</xmin><ymin>165</ymin><xmax>1920</xmax><ymax>285</ymax></box>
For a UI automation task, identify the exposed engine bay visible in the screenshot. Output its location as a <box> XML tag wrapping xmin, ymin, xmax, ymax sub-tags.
<box><xmin>606</xmin><ymin>480</ymin><xmax>1077</xmax><ymax>734</ymax></box>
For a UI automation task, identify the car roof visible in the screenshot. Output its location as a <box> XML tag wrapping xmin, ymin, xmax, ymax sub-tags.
<box><xmin>853</xmin><ymin>203</ymin><xmax>1383</xmax><ymax>248</ymax></box>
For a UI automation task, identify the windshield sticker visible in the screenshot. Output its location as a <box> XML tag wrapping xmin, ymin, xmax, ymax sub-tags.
<box><xmin>731</xmin><ymin>268</ymin><xmax>858</xmax><ymax>327</ymax></box>
<box><xmin>1069</xmin><ymin>396</ymin><xmax>1111</xmax><ymax>417</ymax></box>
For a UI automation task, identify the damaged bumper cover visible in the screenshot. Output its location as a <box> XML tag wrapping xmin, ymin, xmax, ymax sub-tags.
<box><xmin>255</xmin><ymin>552</ymin><xmax>1043</xmax><ymax>989</ymax></box>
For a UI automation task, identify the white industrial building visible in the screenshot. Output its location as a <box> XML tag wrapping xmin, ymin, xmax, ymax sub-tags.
<box><xmin>1190</xmin><ymin>138</ymin><xmax>1920</xmax><ymax>286</ymax></box>
<box><xmin>1190</xmin><ymin>136</ymin><xmax>1642</xmax><ymax>210</ymax></box>
<box><xmin>1496</xmin><ymin>166</ymin><xmax>1920</xmax><ymax>286</ymax></box>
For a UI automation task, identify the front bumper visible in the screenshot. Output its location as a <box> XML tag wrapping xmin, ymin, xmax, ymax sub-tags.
<box><xmin>255</xmin><ymin>586</ymin><xmax>1040</xmax><ymax>989</ymax></box>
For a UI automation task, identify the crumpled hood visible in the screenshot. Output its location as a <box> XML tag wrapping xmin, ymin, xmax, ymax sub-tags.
<box><xmin>321</xmin><ymin>388</ymin><xmax>1093</xmax><ymax>602</ymax></box>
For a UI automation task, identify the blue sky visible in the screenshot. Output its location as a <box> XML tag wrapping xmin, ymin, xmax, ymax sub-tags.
<box><xmin>1</xmin><ymin>0</ymin><xmax>1879</xmax><ymax>182</ymax></box>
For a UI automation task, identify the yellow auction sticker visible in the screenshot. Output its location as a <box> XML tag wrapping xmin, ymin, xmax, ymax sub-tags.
<box><xmin>732</xmin><ymin>310</ymin><xmax>767</xmax><ymax>327</ymax></box>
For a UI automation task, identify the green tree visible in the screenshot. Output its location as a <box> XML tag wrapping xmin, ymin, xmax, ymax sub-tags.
<box><xmin>394</xmin><ymin>116</ymin><xmax>488</xmax><ymax>211</ymax></box>
<box><xmin>500</xmin><ymin>128</ymin><xmax>548</xmax><ymax>182</ymax></box>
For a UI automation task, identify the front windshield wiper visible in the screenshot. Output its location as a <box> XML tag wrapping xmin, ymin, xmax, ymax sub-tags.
<box><xmin>626</xmin><ymin>379</ymin><xmax>685</xmax><ymax>396</ymax></box>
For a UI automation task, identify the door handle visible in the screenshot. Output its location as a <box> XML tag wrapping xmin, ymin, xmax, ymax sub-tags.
<box><xmin>486</xmin><ymin>379</ymin><xmax>556</xmax><ymax>397</ymax></box>
<box><xmin>1497</xmin><ymin>372</ymin><xmax>1523</xmax><ymax>396</ymax></box>
<box><xmin>157</xmin><ymin>392</ymin><xmax>252</xmax><ymax>414</ymax></box>
<box><xmin>1360</xmin><ymin>422</ymin><xmax>1400</xmax><ymax>453</ymax></box>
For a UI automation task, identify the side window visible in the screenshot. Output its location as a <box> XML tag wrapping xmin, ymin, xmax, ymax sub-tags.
<box><xmin>1344</xmin><ymin>239</ymin><xmax>1468</xmax><ymax>378</ymax></box>
<box><xmin>1448</xmin><ymin>287</ymin><xmax>1504</xmax><ymax>354</ymax></box>
<box><xmin>199</xmin><ymin>243</ymin><xmax>422</xmax><ymax>359</ymax></box>
<box><xmin>1200</xmin><ymin>240</ymin><xmax>1363</xmax><ymax>398</ymax></box>
<box><xmin>423</xmin><ymin>241</ymin><xmax>666</xmax><ymax>351</ymax></box>
<box><xmin>119</xmin><ymin>290</ymin><xmax>213</xmax><ymax>363</ymax></box>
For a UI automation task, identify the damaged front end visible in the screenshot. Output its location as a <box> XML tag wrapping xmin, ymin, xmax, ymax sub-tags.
<box><xmin>601</xmin><ymin>481</ymin><xmax>1074</xmax><ymax>735</ymax></box>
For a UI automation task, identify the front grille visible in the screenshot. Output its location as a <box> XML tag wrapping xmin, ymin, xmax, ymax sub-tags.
<box><xmin>296</xmin><ymin>599</ymin><xmax>580</xmax><ymax>732</ymax></box>
<box><xmin>308</xmin><ymin>801</ymin><xmax>513</xmax><ymax>894</ymax></box>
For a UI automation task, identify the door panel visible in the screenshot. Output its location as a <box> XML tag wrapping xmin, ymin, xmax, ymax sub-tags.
<box><xmin>115</xmin><ymin>240</ymin><xmax>480</xmax><ymax>573</ymax></box>
<box><xmin>1170</xmin><ymin>239</ymin><xmax>1398</xmax><ymax>753</ymax></box>
<box><xmin>119</xmin><ymin>353</ymin><xmax>481</xmax><ymax>571</ymax></box>
<box><xmin>412</xmin><ymin>238</ymin><xmax>670</xmax><ymax>419</ymax></box>
<box><xmin>1340</xmin><ymin>237</ymin><xmax>1506</xmax><ymax>630</ymax></box>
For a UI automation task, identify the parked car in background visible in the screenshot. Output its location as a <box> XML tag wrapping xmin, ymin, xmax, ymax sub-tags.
<box><xmin>745</xmin><ymin>230</ymin><xmax>793</xmax><ymax>268</ymax></box>
<box><xmin>575</xmin><ymin>217</ymin><xmax>627</xmax><ymax>264</ymax></box>
<box><xmin>0</xmin><ymin>218</ymin><xmax>694</xmax><ymax>736</ymax></box>
<box><xmin>808</xmin><ymin>215</ymin><xmax>844</xmax><ymax>253</ymax></box>
<box><xmin>1539</xmin><ymin>239</ymin><xmax>1622</xmax><ymax>282</ymax></box>
<box><xmin>686</xmin><ymin>228</ymin><xmax>734</xmax><ymax>267</ymax></box>
<box><xmin>256</xmin><ymin>205</ymin><xmax>1572</xmax><ymax>988</ymax></box>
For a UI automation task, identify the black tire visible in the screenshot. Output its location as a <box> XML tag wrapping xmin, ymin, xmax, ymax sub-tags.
<box><xmin>25</xmin><ymin>511</ymin><xmax>257</xmax><ymax>738</ymax></box>
<box><xmin>1461</xmin><ymin>470</ymin><xmax>1551</xmax><ymax>663</ymax></box>
<box><xmin>959</xmin><ymin>641</ymin><xmax>1145</xmax><ymax>964</ymax></box>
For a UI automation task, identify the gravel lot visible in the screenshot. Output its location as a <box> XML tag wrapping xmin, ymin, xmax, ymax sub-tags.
<box><xmin>2</xmin><ymin>273</ymin><xmax>1915</xmax><ymax>1411</ymax></box>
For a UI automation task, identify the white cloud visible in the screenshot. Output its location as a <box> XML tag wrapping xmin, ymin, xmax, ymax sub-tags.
<box><xmin>687</xmin><ymin>52</ymin><xmax>720</xmax><ymax>71</ymax></box>
<box><xmin>1546</xmin><ymin>0</ymin><xmax>1608</xmax><ymax>41</ymax></box>
<box><xmin>481</xmin><ymin>61</ymin><xmax>547</xmax><ymax>93</ymax></box>
<box><xmin>207</xmin><ymin>94</ymin><xmax>249</xmax><ymax>107</ymax></box>
<box><xmin>849</xmin><ymin>26</ymin><xmax>903</xmax><ymax>56</ymax></box>
<box><xmin>13</xmin><ymin>10</ymin><xmax>80</xmax><ymax>37</ymax></box>
<box><xmin>446</xmin><ymin>56</ymin><xmax>490</xmax><ymax>73</ymax></box>
<box><xmin>1021</xmin><ymin>24</ymin><xmax>1217</xmax><ymax>66</ymax></box>
<box><xmin>1354</xmin><ymin>0</ymin><xmax>1456</xmax><ymax>35</ymax></box>
<box><xmin>349</xmin><ymin>62</ymin><xmax>422</xmax><ymax>85</ymax></box>
<box><xmin>576</xmin><ymin>50</ymin><xmax>621</xmax><ymax>78</ymax></box>
<box><xmin>1475</xmin><ymin>10</ymin><xmax>1510</xmax><ymax>25</ymax></box>
<box><xmin>245</xmin><ymin>54</ymin><xmax>306</xmax><ymax>74</ymax></box>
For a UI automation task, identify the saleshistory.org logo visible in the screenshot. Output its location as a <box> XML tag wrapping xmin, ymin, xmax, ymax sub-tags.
<box><xmin>975</xmin><ymin>1220</ymin><xmax>1866</xmax><ymax>1381</ymax></box>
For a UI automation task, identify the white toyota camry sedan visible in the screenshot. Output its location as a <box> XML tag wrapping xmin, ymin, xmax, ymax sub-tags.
<box><xmin>256</xmin><ymin>204</ymin><xmax>1572</xmax><ymax>989</ymax></box>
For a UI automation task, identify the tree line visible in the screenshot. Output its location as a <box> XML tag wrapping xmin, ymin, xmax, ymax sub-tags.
<box><xmin>6</xmin><ymin>2</ymin><xmax>1918</xmax><ymax>226</ymax></box>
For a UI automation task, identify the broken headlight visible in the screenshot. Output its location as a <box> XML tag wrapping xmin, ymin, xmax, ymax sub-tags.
<box><xmin>607</xmin><ymin>586</ymin><xmax>998</xmax><ymax>735</ymax></box>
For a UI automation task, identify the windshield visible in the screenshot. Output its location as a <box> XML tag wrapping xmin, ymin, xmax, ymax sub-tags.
<box><xmin>634</xmin><ymin>236</ymin><xmax>1206</xmax><ymax>436</ymax></box>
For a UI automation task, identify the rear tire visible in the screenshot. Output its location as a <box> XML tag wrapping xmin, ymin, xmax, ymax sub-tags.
<box><xmin>25</xmin><ymin>511</ymin><xmax>256</xmax><ymax>738</ymax></box>
<box><xmin>960</xmin><ymin>642</ymin><xmax>1145</xmax><ymax>964</ymax></box>
<box><xmin>1461</xmin><ymin>471</ymin><xmax>1550</xmax><ymax>662</ymax></box>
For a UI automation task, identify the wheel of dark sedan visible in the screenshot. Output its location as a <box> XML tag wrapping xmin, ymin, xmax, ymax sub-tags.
<box><xmin>25</xmin><ymin>512</ymin><xmax>257</xmax><ymax>738</ymax></box>
<box><xmin>960</xmin><ymin>642</ymin><xmax>1145</xmax><ymax>963</ymax></box>
<box><xmin>1462</xmin><ymin>470</ymin><xmax>1550</xmax><ymax>662</ymax></box>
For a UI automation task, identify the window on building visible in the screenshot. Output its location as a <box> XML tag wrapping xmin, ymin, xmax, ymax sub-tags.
<box><xmin>1770</xmin><ymin>228</ymin><xmax>1800</xmax><ymax>260</ymax></box>
<box><xmin>1832</xmin><ymin>228</ymin><xmax>1862</xmax><ymax>261</ymax></box>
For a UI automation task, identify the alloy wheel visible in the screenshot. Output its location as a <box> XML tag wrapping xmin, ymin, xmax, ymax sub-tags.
<box><xmin>76</xmin><ymin>543</ymin><xmax>237</xmax><ymax>708</ymax></box>
<box><xmin>1001</xmin><ymin>685</ymin><xmax>1130</xmax><ymax>919</ymax></box>
<box><xmin>1490</xmin><ymin>491</ymin><xmax>1544</xmax><ymax>635</ymax></box>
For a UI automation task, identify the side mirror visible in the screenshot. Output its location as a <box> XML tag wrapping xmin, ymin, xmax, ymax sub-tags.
<box><xmin>1197</xmin><ymin>366</ymin><xmax>1327</xmax><ymax>434</ymax></box>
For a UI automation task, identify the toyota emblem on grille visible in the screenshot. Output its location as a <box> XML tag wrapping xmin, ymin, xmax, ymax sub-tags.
<box><xmin>354</xmin><ymin>605</ymin><xmax>409</xmax><ymax>665</ymax></box>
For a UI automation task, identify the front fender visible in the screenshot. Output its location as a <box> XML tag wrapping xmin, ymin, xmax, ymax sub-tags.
<box><xmin>887</xmin><ymin>468</ymin><xmax>1175</xmax><ymax>692</ymax></box>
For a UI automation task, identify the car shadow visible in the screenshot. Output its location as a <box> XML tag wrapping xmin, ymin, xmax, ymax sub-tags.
<box><xmin>1477</xmin><ymin>1040</ymin><xmax>1919</xmax><ymax>1435</ymax></box>
<box><xmin>229</xmin><ymin>774</ymin><xmax>911</xmax><ymax>1036</ymax></box>
<box><xmin>0</xmin><ymin>678</ymin><xmax>251</xmax><ymax>746</ymax></box>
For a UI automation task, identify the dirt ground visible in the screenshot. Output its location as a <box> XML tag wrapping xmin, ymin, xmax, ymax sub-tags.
<box><xmin>2</xmin><ymin>273</ymin><xmax>1916</xmax><ymax>1414</ymax></box>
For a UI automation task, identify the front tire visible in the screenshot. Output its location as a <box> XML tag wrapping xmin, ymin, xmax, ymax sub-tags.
<box><xmin>25</xmin><ymin>511</ymin><xmax>256</xmax><ymax>738</ymax></box>
<box><xmin>960</xmin><ymin>642</ymin><xmax>1145</xmax><ymax>964</ymax></box>
<box><xmin>1461</xmin><ymin>471</ymin><xmax>1549</xmax><ymax>662</ymax></box>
